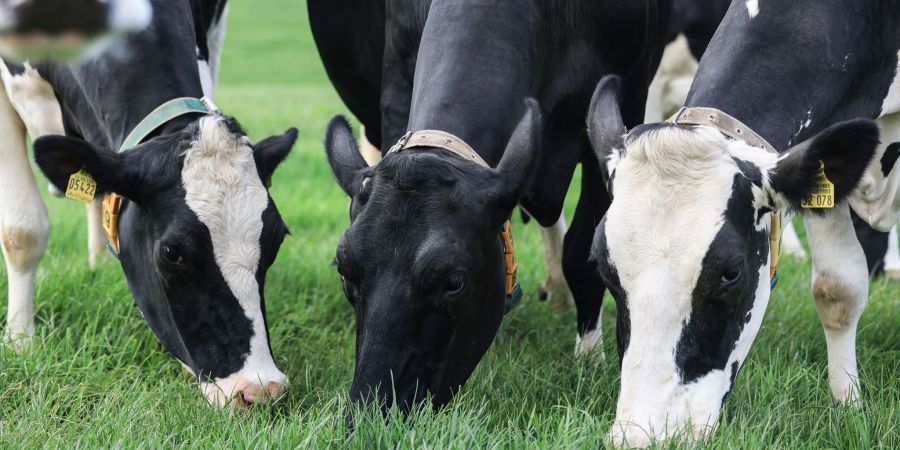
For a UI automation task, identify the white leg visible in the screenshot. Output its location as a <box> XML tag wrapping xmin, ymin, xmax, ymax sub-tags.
<box><xmin>884</xmin><ymin>226</ymin><xmax>900</xmax><ymax>280</ymax></box>
<box><xmin>803</xmin><ymin>204</ymin><xmax>868</xmax><ymax>404</ymax></box>
<box><xmin>539</xmin><ymin>212</ymin><xmax>573</xmax><ymax>308</ymax></box>
<box><xmin>781</xmin><ymin>219</ymin><xmax>807</xmax><ymax>258</ymax></box>
<box><xmin>359</xmin><ymin>125</ymin><xmax>382</xmax><ymax>166</ymax></box>
<box><xmin>86</xmin><ymin>198</ymin><xmax>105</xmax><ymax>268</ymax></box>
<box><xmin>644</xmin><ymin>35</ymin><xmax>699</xmax><ymax>123</ymax></box>
<box><xmin>574</xmin><ymin>311</ymin><xmax>605</xmax><ymax>363</ymax></box>
<box><xmin>0</xmin><ymin>62</ymin><xmax>104</xmax><ymax>269</ymax></box>
<box><xmin>0</xmin><ymin>74</ymin><xmax>47</xmax><ymax>349</ymax></box>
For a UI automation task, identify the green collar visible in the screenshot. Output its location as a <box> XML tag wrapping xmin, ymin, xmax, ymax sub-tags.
<box><xmin>119</xmin><ymin>97</ymin><xmax>215</xmax><ymax>152</ymax></box>
<box><xmin>105</xmin><ymin>97</ymin><xmax>215</xmax><ymax>257</ymax></box>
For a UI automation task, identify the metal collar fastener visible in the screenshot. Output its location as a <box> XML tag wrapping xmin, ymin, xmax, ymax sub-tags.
<box><xmin>103</xmin><ymin>97</ymin><xmax>216</xmax><ymax>257</ymax></box>
<box><xmin>389</xmin><ymin>130</ymin><xmax>523</xmax><ymax>312</ymax></box>
<box><xmin>667</xmin><ymin>107</ymin><xmax>784</xmax><ymax>289</ymax></box>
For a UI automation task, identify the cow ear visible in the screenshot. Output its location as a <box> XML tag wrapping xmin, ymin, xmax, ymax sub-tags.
<box><xmin>489</xmin><ymin>98</ymin><xmax>542</xmax><ymax>218</ymax></box>
<box><xmin>771</xmin><ymin>119</ymin><xmax>879</xmax><ymax>211</ymax></box>
<box><xmin>325</xmin><ymin>116</ymin><xmax>368</xmax><ymax>196</ymax></box>
<box><xmin>33</xmin><ymin>135</ymin><xmax>125</xmax><ymax>197</ymax></box>
<box><xmin>254</xmin><ymin>127</ymin><xmax>298</xmax><ymax>183</ymax></box>
<box><xmin>587</xmin><ymin>75</ymin><xmax>626</xmax><ymax>183</ymax></box>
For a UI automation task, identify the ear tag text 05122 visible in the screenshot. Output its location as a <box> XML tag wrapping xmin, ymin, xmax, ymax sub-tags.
<box><xmin>800</xmin><ymin>161</ymin><xmax>834</xmax><ymax>209</ymax></box>
<box><xmin>65</xmin><ymin>168</ymin><xmax>97</xmax><ymax>204</ymax></box>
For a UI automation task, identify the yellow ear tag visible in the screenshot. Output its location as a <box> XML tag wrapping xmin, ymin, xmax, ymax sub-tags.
<box><xmin>65</xmin><ymin>168</ymin><xmax>97</xmax><ymax>204</ymax></box>
<box><xmin>800</xmin><ymin>161</ymin><xmax>834</xmax><ymax>209</ymax></box>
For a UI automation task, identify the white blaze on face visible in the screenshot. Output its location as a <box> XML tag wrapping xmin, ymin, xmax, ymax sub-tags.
<box><xmin>604</xmin><ymin>126</ymin><xmax>778</xmax><ymax>447</ymax></box>
<box><xmin>181</xmin><ymin>116</ymin><xmax>286</xmax><ymax>406</ymax></box>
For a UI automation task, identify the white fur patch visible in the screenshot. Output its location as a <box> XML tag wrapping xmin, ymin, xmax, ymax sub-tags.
<box><xmin>108</xmin><ymin>0</ymin><xmax>153</xmax><ymax>33</ymax></box>
<box><xmin>884</xmin><ymin>227</ymin><xmax>900</xmax><ymax>276</ymax></box>
<box><xmin>880</xmin><ymin>50</ymin><xmax>900</xmax><ymax>117</ymax></box>
<box><xmin>197</xmin><ymin>56</ymin><xmax>214</xmax><ymax>99</ymax></box>
<box><xmin>850</xmin><ymin>112</ymin><xmax>900</xmax><ymax>231</ymax></box>
<box><xmin>181</xmin><ymin>116</ymin><xmax>286</xmax><ymax>406</ymax></box>
<box><xmin>745</xmin><ymin>0</ymin><xmax>760</xmax><ymax>19</ymax></box>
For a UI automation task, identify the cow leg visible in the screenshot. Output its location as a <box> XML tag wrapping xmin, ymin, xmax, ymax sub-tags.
<box><xmin>358</xmin><ymin>125</ymin><xmax>382</xmax><ymax>166</ymax></box>
<box><xmin>781</xmin><ymin>219</ymin><xmax>807</xmax><ymax>258</ymax></box>
<box><xmin>200</xmin><ymin>3</ymin><xmax>229</xmax><ymax>99</ymax></box>
<box><xmin>0</xmin><ymin>75</ymin><xmax>47</xmax><ymax>349</ymax></box>
<box><xmin>885</xmin><ymin>226</ymin><xmax>900</xmax><ymax>280</ymax></box>
<box><xmin>803</xmin><ymin>204</ymin><xmax>868</xmax><ymax>404</ymax></box>
<box><xmin>564</xmin><ymin>156</ymin><xmax>610</xmax><ymax>361</ymax></box>
<box><xmin>1</xmin><ymin>62</ymin><xmax>106</xmax><ymax>268</ymax></box>
<box><xmin>538</xmin><ymin>211</ymin><xmax>572</xmax><ymax>308</ymax></box>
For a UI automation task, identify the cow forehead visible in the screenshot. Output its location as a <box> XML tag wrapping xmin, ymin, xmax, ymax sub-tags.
<box><xmin>181</xmin><ymin>116</ymin><xmax>267</xmax><ymax>282</ymax></box>
<box><xmin>606</xmin><ymin>125</ymin><xmax>774</xmax><ymax>293</ymax></box>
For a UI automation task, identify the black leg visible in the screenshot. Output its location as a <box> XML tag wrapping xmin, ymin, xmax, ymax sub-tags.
<box><xmin>563</xmin><ymin>153</ymin><xmax>610</xmax><ymax>340</ymax></box>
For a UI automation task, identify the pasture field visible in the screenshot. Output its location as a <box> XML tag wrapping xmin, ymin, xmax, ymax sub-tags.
<box><xmin>0</xmin><ymin>1</ymin><xmax>897</xmax><ymax>448</ymax></box>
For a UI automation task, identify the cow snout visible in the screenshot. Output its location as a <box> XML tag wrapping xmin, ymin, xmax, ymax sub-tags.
<box><xmin>236</xmin><ymin>380</ymin><xmax>288</xmax><ymax>408</ymax></box>
<box><xmin>201</xmin><ymin>370</ymin><xmax>289</xmax><ymax>409</ymax></box>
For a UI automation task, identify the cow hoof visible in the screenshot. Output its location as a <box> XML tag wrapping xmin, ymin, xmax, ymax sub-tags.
<box><xmin>540</xmin><ymin>277</ymin><xmax>573</xmax><ymax>310</ymax></box>
<box><xmin>574</xmin><ymin>330</ymin><xmax>605</xmax><ymax>365</ymax></box>
<box><xmin>1</xmin><ymin>330</ymin><xmax>33</xmax><ymax>353</ymax></box>
<box><xmin>885</xmin><ymin>269</ymin><xmax>900</xmax><ymax>281</ymax></box>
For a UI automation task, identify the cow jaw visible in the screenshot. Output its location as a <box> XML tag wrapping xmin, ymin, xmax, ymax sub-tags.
<box><xmin>601</xmin><ymin>125</ymin><xmax>776</xmax><ymax>447</ymax></box>
<box><xmin>182</xmin><ymin>116</ymin><xmax>286</xmax><ymax>407</ymax></box>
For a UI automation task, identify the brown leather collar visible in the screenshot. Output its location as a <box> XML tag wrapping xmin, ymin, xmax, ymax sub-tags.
<box><xmin>388</xmin><ymin>130</ymin><xmax>492</xmax><ymax>168</ymax></box>
<box><xmin>667</xmin><ymin>107</ymin><xmax>777</xmax><ymax>154</ymax></box>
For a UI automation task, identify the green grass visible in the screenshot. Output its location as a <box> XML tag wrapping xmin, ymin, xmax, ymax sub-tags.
<box><xmin>1</xmin><ymin>1</ymin><xmax>898</xmax><ymax>448</ymax></box>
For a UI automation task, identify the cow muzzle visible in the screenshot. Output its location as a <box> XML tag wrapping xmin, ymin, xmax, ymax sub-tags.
<box><xmin>200</xmin><ymin>368</ymin><xmax>289</xmax><ymax>409</ymax></box>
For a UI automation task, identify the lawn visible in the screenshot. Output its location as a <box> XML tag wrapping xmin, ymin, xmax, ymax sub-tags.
<box><xmin>0</xmin><ymin>1</ymin><xmax>898</xmax><ymax>448</ymax></box>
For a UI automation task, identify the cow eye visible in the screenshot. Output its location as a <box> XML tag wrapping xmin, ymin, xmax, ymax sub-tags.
<box><xmin>444</xmin><ymin>272</ymin><xmax>466</xmax><ymax>295</ymax></box>
<box><xmin>160</xmin><ymin>243</ymin><xmax>184</xmax><ymax>265</ymax></box>
<box><xmin>720</xmin><ymin>266</ymin><xmax>743</xmax><ymax>287</ymax></box>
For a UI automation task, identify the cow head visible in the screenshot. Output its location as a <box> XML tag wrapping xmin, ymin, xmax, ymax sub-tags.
<box><xmin>587</xmin><ymin>76</ymin><xmax>878</xmax><ymax>447</ymax></box>
<box><xmin>34</xmin><ymin>115</ymin><xmax>297</xmax><ymax>408</ymax></box>
<box><xmin>324</xmin><ymin>101</ymin><xmax>540</xmax><ymax>414</ymax></box>
<box><xmin>0</xmin><ymin>0</ymin><xmax>152</xmax><ymax>60</ymax></box>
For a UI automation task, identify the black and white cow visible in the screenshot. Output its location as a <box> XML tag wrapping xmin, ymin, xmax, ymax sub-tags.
<box><xmin>0</xmin><ymin>0</ymin><xmax>152</xmax><ymax>60</ymax></box>
<box><xmin>587</xmin><ymin>0</ymin><xmax>899</xmax><ymax>446</ymax></box>
<box><xmin>646</xmin><ymin>0</ymin><xmax>899</xmax><ymax>273</ymax></box>
<box><xmin>312</xmin><ymin>0</ymin><xmax>671</xmax><ymax>413</ymax></box>
<box><xmin>0</xmin><ymin>0</ymin><xmax>297</xmax><ymax>407</ymax></box>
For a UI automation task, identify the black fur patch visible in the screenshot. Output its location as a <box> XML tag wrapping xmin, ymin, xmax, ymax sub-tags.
<box><xmin>675</xmin><ymin>175</ymin><xmax>767</xmax><ymax>384</ymax></box>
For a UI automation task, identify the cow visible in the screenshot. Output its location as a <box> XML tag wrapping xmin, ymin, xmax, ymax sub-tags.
<box><xmin>0</xmin><ymin>0</ymin><xmax>297</xmax><ymax>408</ymax></box>
<box><xmin>0</xmin><ymin>0</ymin><xmax>152</xmax><ymax>60</ymax></box>
<box><xmin>647</xmin><ymin>0</ymin><xmax>900</xmax><ymax>272</ymax></box>
<box><xmin>586</xmin><ymin>0</ymin><xmax>899</xmax><ymax>446</ymax></box>
<box><xmin>312</xmin><ymin>0</ymin><xmax>672</xmax><ymax>414</ymax></box>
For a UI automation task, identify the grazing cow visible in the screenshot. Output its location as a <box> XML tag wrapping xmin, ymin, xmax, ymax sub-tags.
<box><xmin>313</xmin><ymin>0</ymin><xmax>671</xmax><ymax>413</ymax></box>
<box><xmin>0</xmin><ymin>0</ymin><xmax>297</xmax><ymax>408</ymax></box>
<box><xmin>587</xmin><ymin>0</ymin><xmax>899</xmax><ymax>446</ymax></box>
<box><xmin>0</xmin><ymin>0</ymin><xmax>152</xmax><ymax>60</ymax></box>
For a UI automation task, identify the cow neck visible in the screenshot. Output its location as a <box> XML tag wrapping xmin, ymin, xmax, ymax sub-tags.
<box><xmin>55</xmin><ymin>0</ymin><xmax>207</xmax><ymax>150</ymax></box>
<box><xmin>684</xmin><ymin>1</ymin><xmax>896</xmax><ymax>152</ymax></box>
<box><xmin>405</xmin><ymin>0</ymin><xmax>538</xmax><ymax>167</ymax></box>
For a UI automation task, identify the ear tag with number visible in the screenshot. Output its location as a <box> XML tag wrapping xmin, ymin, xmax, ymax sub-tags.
<box><xmin>800</xmin><ymin>161</ymin><xmax>834</xmax><ymax>209</ymax></box>
<box><xmin>65</xmin><ymin>168</ymin><xmax>97</xmax><ymax>204</ymax></box>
